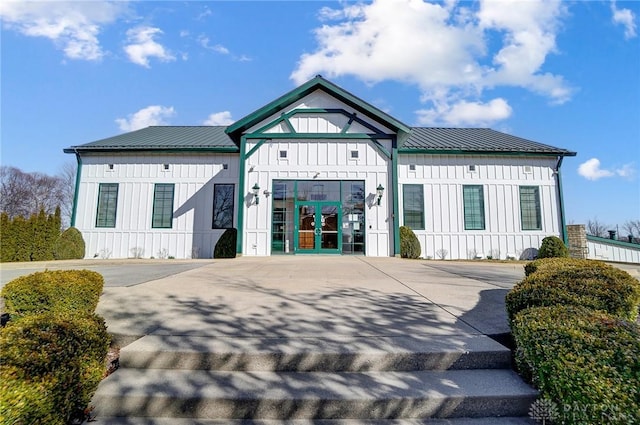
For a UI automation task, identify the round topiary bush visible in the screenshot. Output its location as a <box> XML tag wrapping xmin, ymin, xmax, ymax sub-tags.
<box><xmin>537</xmin><ymin>235</ymin><xmax>568</xmax><ymax>259</ymax></box>
<box><xmin>53</xmin><ymin>227</ymin><xmax>85</xmax><ymax>260</ymax></box>
<box><xmin>400</xmin><ymin>226</ymin><xmax>421</xmax><ymax>259</ymax></box>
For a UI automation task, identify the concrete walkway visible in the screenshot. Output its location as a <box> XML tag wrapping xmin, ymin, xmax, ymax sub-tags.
<box><xmin>95</xmin><ymin>257</ymin><xmax>524</xmax><ymax>345</ymax></box>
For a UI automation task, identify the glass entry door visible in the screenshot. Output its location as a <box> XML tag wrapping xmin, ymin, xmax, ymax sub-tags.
<box><xmin>295</xmin><ymin>202</ymin><xmax>341</xmax><ymax>253</ymax></box>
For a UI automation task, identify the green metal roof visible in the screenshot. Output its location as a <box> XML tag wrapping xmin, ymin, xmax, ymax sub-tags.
<box><xmin>66</xmin><ymin>125</ymin><xmax>576</xmax><ymax>157</ymax></box>
<box><xmin>225</xmin><ymin>75</ymin><xmax>412</xmax><ymax>144</ymax></box>
<box><xmin>402</xmin><ymin>128</ymin><xmax>576</xmax><ymax>156</ymax></box>
<box><xmin>64</xmin><ymin>126</ymin><xmax>238</xmax><ymax>153</ymax></box>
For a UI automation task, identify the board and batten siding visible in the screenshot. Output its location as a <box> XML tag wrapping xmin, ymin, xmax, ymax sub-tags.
<box><xmin>243</xmin><ymin>137</ymin><xmax>392</xmax><ymax>256</ymax></box>
<box><xmin>587</xmin><ymin>238</ymin><xmax>640</xmax><ymax>263</ymax></box>
<box><xmin>74</xmin><ymin>153</ymin><xmax>239</xmax><ymax>259</ymax></box>
<box><xmin>398</xmin><ymin>154</ymin><xmax>561</xmax><ymax>260</ymax></box>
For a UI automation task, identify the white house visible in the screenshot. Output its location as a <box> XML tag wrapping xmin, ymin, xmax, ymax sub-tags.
<box><xmin>65</xmin><ymin>76</ymin><xmax>576</xmax><ymax>260</ymax></box>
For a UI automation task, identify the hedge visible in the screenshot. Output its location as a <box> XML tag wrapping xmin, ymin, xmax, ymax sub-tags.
<box><xmin>400</xmin><ymin>226</ymin><xmax>421</xmax><ymax>259</ymax></box>
<box><xmin>512</xmin><ymin>305</ymin><xmax>640</xmax><ymax>425</ymax></box>
<box><xmin>0</xmin><ymin>207</ymin><xmax>62</xmax><ymax>263</ymax></box>
<box><xmin>507</xmin><ymin>258</ymin><xmax>640</xmax><ymax>322</ymax></box>
<box><xmin>523</xmin><ymin>257</ymin><xmax>612</xmax><ymax>277</ymax></box>
<box><xmin>1</xmin><ymin>269</ymin><xmax>104</xmax><ymax>318</ymax></box>
<box><xmin>0</xmin><ymin>312</ymin><xmax>110</xmax><ymax>425</ymax></box>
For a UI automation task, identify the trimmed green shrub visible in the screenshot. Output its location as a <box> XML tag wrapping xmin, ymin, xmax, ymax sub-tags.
<box><xmin>507</xmin><ymin>259</ymin><xmax>640</xmax><ymax>322</ymax></box>
<box><xmin>1</xmin><ymin>269</ymin><xmax>104</xmax><ymax>318</ymax></box>
<box><xmin>537</xmin><ymin>235</ymin><xmax>568</xmax><ymax>259</ymax></box>
<box><xmin>400</xmin><ymin>226</ymin><xmax>421</xmax><ymax>259</ymax></box>
<box><xmin>524</xmin><ymin>257</ymin><xmax>602</xmax><ymax>276</ymax></box>
<box><xmin>512</xmin><ymin>306</ymin><xmax>640</xmax><ymax>424</ymax></box>
<box><xmin>0</xmin><ymin>312</ymin><xmax>110</xmax><ymax>425</ymax></box>
<box><xmin>0</xmin><ymin>367</ymin><xmax>59</xmax><ymax>425</ymax></box>
<box><xmin>214</xmin><ymin>228</ymin><xmax>237</xmax><ymax>258</ymax></box>
<box><xmin>53</xmin><ymin>226</ymin><xmax>86</xmax><ymax>260</ymax></box>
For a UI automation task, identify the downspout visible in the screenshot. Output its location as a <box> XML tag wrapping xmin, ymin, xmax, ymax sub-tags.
<box><xmin>235</xmin><ymin>135</ymin><xmax>248</xmax><ymax>255</ymax></box>
<box><xmin>391</xmin><ymin>136</ymin><xmax>400</xmax><ymax>256</ymax></box>
<box><xmin>70</xmin><ymin>150</ymin><xmax>82</xmax><ymax>227</ymax></box>
<box><xmin>554</xmin><ymin>155</ymin><xmax>568</xmax><ymax>245</ymax></box>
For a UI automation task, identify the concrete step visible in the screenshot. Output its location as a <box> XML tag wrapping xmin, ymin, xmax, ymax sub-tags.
<box><xmin>92</xmin><ymin>418</ymin><xmax>535</xmax><ymax>424</ymax></box>
<box><xmin>92</xmin><ymin>368</ymin><xmax>537</xmax><ymax>419</ymax></box>
<box><xmin>118</xmin><ymin>335</ymin><xmax>511</xmax><ymax>371</ymax></box>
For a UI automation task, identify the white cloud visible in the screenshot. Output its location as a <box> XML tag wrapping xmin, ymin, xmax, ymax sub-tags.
<box><xmin>616</xmin><ymin>163</ymin><xmax>637</xmax><ymax>179</ymax></box>
<box><xmin>197</xmin><ymin>34</ymin><xmax>229</xmax><ymax>54</ymax></box>
<box><xmin>611</xmin><ymin>1</ymin><xmax>637</xmax><ymax>39</ymax></box>
<box><xmin>577</xmin><ymin>158</ymin><xmax>636</xmax><ymax>181</ymax></box>
<box><xmin>578</xmin><ymin>158</ymin><xmax>614</xmax><ymax>180</ymax></box>
<box><xmin>203</xmin><ymin>111</ymin><xmax>234</xmax><ymax>126</ymax></box>
<box><xmin>124</xmin><ymin>26</ymin><xmax>175</xmax><ymax>68</ymax></box>
<box><xmin>416</xmin><ymin>97</ymin><xmax>512</xmax><ymax>126</ymax></box>
<box><xmin>291</xmin><ymin>0</ymin><xmax>572</xmax><ymax>126</ymax></box>
<box><xmin>0</xmin><ymin>1</ymin><xmax>128</xmax><ymax>61</ymax></box>
<box><xmin>116</xmin><ymin>105</ymin><xmax>175</xmax><ymax>132</ymax></box>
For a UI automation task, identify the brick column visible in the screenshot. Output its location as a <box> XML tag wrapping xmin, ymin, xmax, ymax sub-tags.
<box><xmin>567</xmin><ymin>224</ymin><xmax>588</xmax><ymax>259</ymax></box>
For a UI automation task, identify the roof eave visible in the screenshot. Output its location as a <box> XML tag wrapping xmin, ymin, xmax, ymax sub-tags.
<box><xmin>64</xmin><ymin>146</ymin><xmax>239</xmax><ymax>154</ymax></box>
<box><xmin>398</xmin><ymin>148</ymin><xmax>576</xmax><ymax>156</ymax></box>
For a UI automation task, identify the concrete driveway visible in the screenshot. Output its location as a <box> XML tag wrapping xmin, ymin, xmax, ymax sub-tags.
<box><xmin>0</xmin><ymin>259</ymin><xmax>211</xmax><ymax>288</ymax></box>
<box><xmin>83</xmin><ymin>257</ymin><xmax>527</xmax><ymax>346</ymax></box>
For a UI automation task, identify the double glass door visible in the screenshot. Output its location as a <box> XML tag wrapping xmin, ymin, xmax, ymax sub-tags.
<box><xmin>296</xmin><ymin>201</ymin><xmax>341</xmax><ymax>253</ymax></box>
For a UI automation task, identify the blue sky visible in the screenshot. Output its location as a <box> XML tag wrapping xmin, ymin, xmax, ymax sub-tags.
<box><xmin>1</xmin><ymin>0</ymin><xmax>639</xmax><ymax>229</ymax></box>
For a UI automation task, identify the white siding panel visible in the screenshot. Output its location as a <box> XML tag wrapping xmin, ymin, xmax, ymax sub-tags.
<box><xmin>75</xmin><ymin>153</ymin><xmax>239</xmax><ymax>259</ymax></box>
<box><xmin>399</xmin><ymin>154</ymin><xmax>562</xmax><ymax>260</ymax></box>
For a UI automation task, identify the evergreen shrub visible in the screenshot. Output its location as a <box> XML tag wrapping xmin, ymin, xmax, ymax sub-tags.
<box><xmin>1</xmin><ymin>270</ymin><xmax>104</xmax><ymax>318</ymax></box>
<box><xmin>537</xmin><ymin>235</ymin><xmax>569</xmax><ymax>259</ymax></box>
<box><xmin>400</xmin><ymin>226</ymin><xmax>421</xmax><ymax>259</ymax></box>
<box><xmin>53</xmin><ymin>226</ymin><xmax>86</xmax><ymax>260</ymax></box>
<box><xmin>512</xmin><ymin>305</ymin><xmax>640</xmax><ymax>425</ymax></box>
<box><xmin>214</xmin><ymin>228</ymin><xmax>237</xmax><ymax>258</ymax></box>
<box><xmin>0</xmin><ymin>312</ymin><xmax>110</xmax><ymax>425</ymax></box>
<box><xmin>507</xmin><ymin>259</ymin><xmax>640</xmax><ymax>322</ymax></box>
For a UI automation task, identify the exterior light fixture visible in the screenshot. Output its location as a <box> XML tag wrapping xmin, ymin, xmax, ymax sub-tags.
<box><xmin>252</xmin><ymin>183</ymin><xmax>260</xmax><ymax>205</ymax></box>
<box><xmin>376</xmin><ymin>184</ymin><xmax>384</xmax><ymax>206</ymax></box>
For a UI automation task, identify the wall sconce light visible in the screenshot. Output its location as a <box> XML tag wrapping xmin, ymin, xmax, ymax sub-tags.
<box><xmin>376</xmin><ymin>184</ymin><xmax>384</xmax><ymax>206</ymax></box>
<box><xmin>252</xmin><ymin>183</ymin><xmax>260</xmax><ymax>205</ymax></box>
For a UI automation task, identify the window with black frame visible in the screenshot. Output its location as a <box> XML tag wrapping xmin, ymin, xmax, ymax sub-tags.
<box><xmin>212</xmin><ymin>184</ymin><xmax>234</xmax><ymax>229</ymax></box>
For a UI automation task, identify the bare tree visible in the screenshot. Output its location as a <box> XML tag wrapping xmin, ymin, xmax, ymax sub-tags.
<box><xmin>622</xmin><ymin>219</ymin><xmax>640</xmax><ymax>240</ymax></box>
<box><xmin>58</xmin><ymin>161</ymin><xmax>77</xmax><ymax>228</ymax></box>
<box><xmin>0</xmin><ymin>166</ymin><xmax>67</xmax><ymax>220</ymax></box>
<box><xmin>586</xmin><ymin>217</ymin><xmax>609</xmax><ymax>237</ymax></box>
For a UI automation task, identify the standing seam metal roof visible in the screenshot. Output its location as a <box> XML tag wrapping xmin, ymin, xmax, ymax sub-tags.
<box><xmin>65</xmin><ymin>126</ymin><xmax>575</xmax><ymax>156</ymax></box>
<box><xmin>64</xmin><ymin>126</ymin><xmax>237</xmax><ymax>152</ymax></box>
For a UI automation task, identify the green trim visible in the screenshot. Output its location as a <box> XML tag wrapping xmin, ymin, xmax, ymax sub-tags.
<box><xmin>70</xmin><ymin>153</ymin><xmax>82</xmax><ymax>227</ymax></box>
<box><xmin>236</xmin><ymin>135</ymin><xmax>248</xmax><ymax>254</ymax></box>
<box><xmin>282</xmin><ymin>115</ymin><xmax>296</xmax><ymax>133</ymax></box>
<box><xmin>246</xmin><ymin>139</ymin><xmax>268</xmax><ymax>158</ymax></box>
<box><xmin>65</xmin><ymin>147</ymin><xmax>239</xmax><ymax>154</ymax></box>
<box><xmin>245</xmin><ymin>132</ymin><xmax>393</xmax><ymax>140</ymax></box>
<box><xmin>371</xmin><ymin>139</ymin><xmax>391</xmax><ymax>160</ymax></box>
<box><xmin>392</xmin><ymin>137</ymin><xmax>400</xmax><ymax>256</ymax></box>
<box><xmin>555</xmin><ymin>156</ymin><xmax>568</xmax><ymax>245</ymax></box>
<box><xmin>398</xmin><ymin>148</ymin><xmax>566</xmax><ymax>157</ymax></box>
<box><xmin>226</xmin><ymin>76</ymin><xmax>411</xmax><ymax>144</ymax></box>
<box><xmin>341</xmin><ymin>114</ymin><xmax>355</xmax><ymax>134</ymax></box>
<box><xmin>586</xmin><ymin>235</ymin><xmax>640</xmax><ymax>250</ymax></box>
<box><xmin>151</xmin><ymin>183</ymin><xmax>175</xmax><ymax>229</ymax></box>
